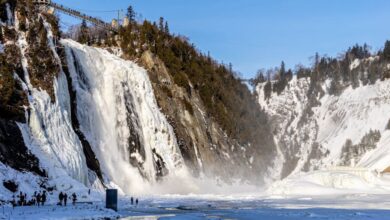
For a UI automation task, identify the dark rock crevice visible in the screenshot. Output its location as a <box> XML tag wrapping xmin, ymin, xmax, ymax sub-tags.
<box><xmin>0</xmin><ymin>118</ymin><xmax>45</xmax><ymax>176</ymax></box>
<box><xmin>121</xmin><ymin>83</ymin><xmax>146</xmax><ymax>174</ymax></box>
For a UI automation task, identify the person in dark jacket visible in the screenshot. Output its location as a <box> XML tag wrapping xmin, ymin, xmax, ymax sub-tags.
<box><xmin>36</xmin><ymin>192</ymin><xmax>41</xmax><ymax>207</ymax></box>
<box><xmin>41</xmin><ymin>191</ymin><xmax>47</xmax><ymax>206</ymax></box>
<box><xmin>33</xmin><ymin>192</ymin><xmax>37</xmax><ymax>206</ymax></box>
<box><xmin>58</xmin><ymin>192</ymin><xmax>64</xmax><ymax>206</ymax></box>
<box><xmin>64</xmin><ymin>193</ymin><xmax>68</xmax><ymax>206</ymax></box>
<box><xmin>19</xmin><ymin>192</ymin><xmax>25</xmax><ymax>206</ymax></box>
<box><xmin>71</xmin><ymin>193</ymin><xmax>77</xmax><ymax>205</ymax></box>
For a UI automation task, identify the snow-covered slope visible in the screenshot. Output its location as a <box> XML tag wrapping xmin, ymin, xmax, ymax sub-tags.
<box><xmin>258</xmin><ymin>76</ymin><xmax>390</xmax><ymax>176</ymax></box>
<box><xmin>258</xmin><ymin>75</ymin><xmax>390</xmax><ymax>195</ymax></box>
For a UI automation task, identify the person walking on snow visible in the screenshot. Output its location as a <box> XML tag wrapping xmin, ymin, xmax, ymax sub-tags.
<box><xmin>33</xmin><ymin>192</ymin><xmax>37</xmax><ymax>206</ymax></box>
<box><xmin>58</xmin><ymin>192</ymin><xmax>64</xmax><ymax>206</ymax></box>
<box><xmin>36</xmin><ymin>192</ymin><xmax>41</xmax><ymax>207</ymax></box>
<box><xmin>64</xmin><ymin>193</ymin><xmax>68</xmax><ymax>206</ymax></box>
<box><xmin>41</xmin><ymin>191</ymin><xmax>47</xmax><ymax>206</ymax></box>
<box><xmin>72</xmin><ymin>193</ymin><xmax>77</xmax><ymax>205</ymax></box>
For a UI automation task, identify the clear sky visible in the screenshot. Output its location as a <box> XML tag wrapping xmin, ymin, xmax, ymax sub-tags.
<box><xmin>54</xmin><ymin>0</ymin><xmax>390</xmax><ymax>78</ymax></box>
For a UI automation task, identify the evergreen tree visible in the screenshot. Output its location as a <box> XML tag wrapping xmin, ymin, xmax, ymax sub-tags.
<box><xmin>280</xmin><ymin>61</ymin><xmax>286</xmax><ymax>78</ymax></box>
<box><xmin>228</xmin><ymin>63</ymin><xmax>233</xmax><ymax>73</ymax></box>
<box><xmin>252</xmin><ymin>69</ymin><xmax>266</xmax><ymax>85</ymax></box>
<box><xmin>351</xmin><ymin>68</ymin><xmax>360</xmax><ymax>89</ymax></box>
<box><xmin>264</xmin><ymin>81</ymin><xmax>272</xmax><ymax>100</ymax></box>
<box><xmin>164</xmin><ymin>21</ymin><xmax>169</xmax><ymax>34</ymax></box>
<box><xmin>296</xmin><ymin>65</ymin><xmax>311</xmax><ymax>79</ymax></box>
<box><xmin>158</xmin><ymin>17</ymin><xmax>164</xmax><ymax>32</ymax></box>
<box><xmin>273</xmin><ymin>61</ymin><xmax>288</xmax><ymax>94</ymax></box>
<box><xmin>383</xmin><ymin>40</ymin><xmax>390</xmax><ymax>61</ymax></box>
<box><xmin>126</xmin><ymin>5</ymin><xmax>136</xmax><ymax>22</ymax></box>
<box><xmin>78</xmin><ymin>19</ymin><xmax>89</xmax><ymax>44</ymax></box>
<box><xmin>314</xmin><ymin>52</ymin><xmax>320</xmax><ymax>70</ymax></box>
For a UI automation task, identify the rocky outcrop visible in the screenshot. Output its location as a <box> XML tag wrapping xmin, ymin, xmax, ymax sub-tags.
<box><xmin>0</xmin><ymin>118</ymin><xmax>45</xmax><ymax>176</ymax></box>
<box><xmin>141</xmin><ymin>51</ymin><xmax>275</xmax><ymax>183</ymax></box>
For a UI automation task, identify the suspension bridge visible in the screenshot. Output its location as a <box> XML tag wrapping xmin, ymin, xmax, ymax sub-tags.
<box><xmin>33</xmin><ymin>0</ymin><xmax>119</xmax><ymax>32</ymax></box>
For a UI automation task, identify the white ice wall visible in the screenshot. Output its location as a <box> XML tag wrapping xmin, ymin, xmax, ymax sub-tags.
<box><xmin>13</xmin><ymin>15</ymin><xmax>89</xmax><ymax>186</ymax></box>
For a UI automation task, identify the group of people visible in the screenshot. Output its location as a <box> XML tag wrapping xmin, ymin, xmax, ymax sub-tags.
<box><xmin>58</xmin><ymin>192</ymin><xmax>77</xmax><ymax>206</ymax></box>
<box><xmin>11</xmin><ymin>191</ymin><xmax>79</xmax><ymax>207</ymax></box>
<box><xmin>11</xmin><ymin>191</ymin><xmax>47</xmax><ymax>207</ymax></box>
<box><xmin>130</xmin><ymin>197</ymin><xmax>139</xmax><ymax>206</ymax></box>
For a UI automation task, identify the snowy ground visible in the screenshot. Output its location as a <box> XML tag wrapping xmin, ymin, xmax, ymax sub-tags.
<box><xmin>0</xmin><ymin>203</ymin><xmax>119</xmax><ymax>220</ymax></box>
<box><xmin>3</xmin><ymin>194</ymin><xmax>390</xmax><ymax>220</ymax></box>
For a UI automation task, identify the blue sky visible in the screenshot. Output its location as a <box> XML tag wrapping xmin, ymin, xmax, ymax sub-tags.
<box><xmin>55</xmin><ymin>0</ymin><xmax>390</xmax><ymax>78</ymax></box>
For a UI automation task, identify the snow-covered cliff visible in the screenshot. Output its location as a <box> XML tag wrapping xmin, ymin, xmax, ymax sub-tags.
<box><xmin>257</xmin><ymin>74</ymin><xmax>390</xmax><ymax>194</ymax></box>
<box><xmin>258</xmin><ymin>76</ymin><xmax>390</xmax><ymax>178</ymax></box>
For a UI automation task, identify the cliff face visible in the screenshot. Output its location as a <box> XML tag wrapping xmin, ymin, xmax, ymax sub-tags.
<box><xmin>0</xmin><ymin>0</ymin><xmax>45</xmax><ymax>176</ymax></box>
<box><xmin>141</xmin><ymin>51</ymin><xmax>274</xmax><ymax>183</ymax></box>
<box><xmin>257</xmin><ymin>74</ymin><xmax>390</xmax><ymax>180</ymax></box>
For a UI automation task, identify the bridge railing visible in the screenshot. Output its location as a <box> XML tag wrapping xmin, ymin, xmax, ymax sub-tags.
<box><xmin>35</xmin><ymin>1</ymin><xmax>117</xmax><ymax>32</ymax></box>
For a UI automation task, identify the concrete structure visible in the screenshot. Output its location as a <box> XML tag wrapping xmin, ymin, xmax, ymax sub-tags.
<box><xmin>105</xmin><ymin>189</ymin><xmax>118</xmax><ymax>211</ymax></box>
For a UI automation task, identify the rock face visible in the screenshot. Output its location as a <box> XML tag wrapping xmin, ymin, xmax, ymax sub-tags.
<box><xmin>141</xmin><ymin>51</ymin><xmax>274</xmax><ymax>183</ymax></box>
<box><xmin>0</xmin><ymin>118</ymin><xmax>44</xmax><ymax>176</ymax></box>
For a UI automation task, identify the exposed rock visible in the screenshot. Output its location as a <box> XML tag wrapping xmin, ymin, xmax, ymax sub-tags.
<box><xmin>141</xmin><ymin>51</ymin><xmax>274</xmax><ymax>183</ymax></box>
<box><xmin>0</xmin><ymin>118</ymin><xmax>45</xmax><ymax>176</ymax></box>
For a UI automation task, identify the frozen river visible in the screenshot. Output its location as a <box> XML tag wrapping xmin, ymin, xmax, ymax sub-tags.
<box><xmin>118</xmin><ymin>194</ymin><xmax>390</xmax><ymax>220</ymax></box>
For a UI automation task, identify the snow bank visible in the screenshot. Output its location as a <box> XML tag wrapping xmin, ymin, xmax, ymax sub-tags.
<box><xmin>267</xmin><ymin>169</ymin><xmax>390</xmax><ymax>196</ymax></box>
